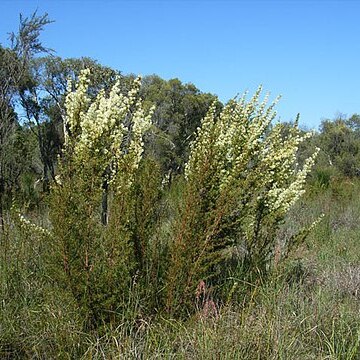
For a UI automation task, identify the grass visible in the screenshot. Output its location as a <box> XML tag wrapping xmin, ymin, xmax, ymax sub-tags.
<box><xmin>2</xmin><ymin>179</ymin><xmax>360</xmax><ymax>358</ymax></box>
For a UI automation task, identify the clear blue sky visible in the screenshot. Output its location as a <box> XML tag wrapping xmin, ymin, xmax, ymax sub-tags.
<box><xmin>0</xmin><ymin>0</ymin><xmax>359</xmax><ymax>129</ymax></box>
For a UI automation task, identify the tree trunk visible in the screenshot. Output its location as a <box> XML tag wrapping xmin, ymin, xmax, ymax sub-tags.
<box><xmin>42</xmin><ymin>163</ymin><xmax>50</xmax><ymax>193</ymax></box>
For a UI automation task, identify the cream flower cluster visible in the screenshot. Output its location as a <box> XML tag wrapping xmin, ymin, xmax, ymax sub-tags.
<box><xmin>185</xmin><ymin>87</ymin><xmax>318</xmax><ymax>215</ymax></box>
<box><xmin>266</xmin><ymin>146</ymin><xmax>320</xmax><ymax>212</ymax></box>
<box><xmin>186</xmin><ymin>87</ymin><xmax>279</xmax><ymax>187</ymax></box>
<box><xmin>64</xmin><ymin>70</ymin><xmax>153</xmax><ymax>191</ymax></box>
<box><xmin>64</xmin><ymin>69</ymin><xmax>91</xmax><ymax>143</ymax></box>
<box><xmin>18</xmin><ymin>214</ymin><xmax>51</xmax><ymax>236</ymax></box>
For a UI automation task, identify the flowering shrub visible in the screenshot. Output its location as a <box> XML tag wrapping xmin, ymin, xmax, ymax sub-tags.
<box><xmin>50</xmin><ymin>70</ymin><xmax>154</xmax><ymax>325</ymax></box>
<box><xmin>165</xmin><ymin>88</ymin><xmax>319</xmax><ymax>314</ymax></box>
<box><xmin>64</xmin><ymin>69</ymin><xmax>153</xmax><ymax>192</ymax></box>
<box><xmin>48</xmin><ymin>72</ymin><xmax>318</xmax><ymax>321</ymax></box>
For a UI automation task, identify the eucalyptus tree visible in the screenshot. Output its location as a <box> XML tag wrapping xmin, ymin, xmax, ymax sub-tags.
<box><xmin>316</xmin><ymin>116</ymin><xmax>360</xmax><ymax>177</ymax></box>
<box><xmin>141</xmin><ymin>75</ymin><xmax>220</xmax><ymax>177</ymax></box>
<box><xmin>0</xmin><ymin>12</ymin><xmax>52</xmax><ymax>226</ymax></box>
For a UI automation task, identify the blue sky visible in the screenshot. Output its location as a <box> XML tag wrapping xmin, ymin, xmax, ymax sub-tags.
<box><xmin>0</xmin><ymin>0</ymin><xmax>359</xmax><ymax>129</ymax></box>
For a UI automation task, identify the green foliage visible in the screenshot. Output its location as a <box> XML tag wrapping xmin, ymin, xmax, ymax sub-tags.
<box><xmin>141</xmin><ymin>75</ymin><xmax>220</xmax><ymax>175</ymax></box>
<box><xmin>313</xmin><ymin>115</ymin><xmax>360</xmax><ymax>179</ymax></box>
<box><xmin>0</xmin><ymin>207</ymin><xmax>83</xmax><ymax>358</ymax></box>
<box><xmin>2</xmin><ymin>179</ymin><xmax>360</xmax><ymax>358</ymax></box>
<box><xmin>0</xmin><ymin>11</ymin><xmax>53</xmax><ymax>228</ymax></box>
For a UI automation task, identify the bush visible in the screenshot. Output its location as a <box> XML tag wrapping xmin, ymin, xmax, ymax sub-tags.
<box><xmin>34</xmin><ymin>74</ymin><xmax>319</xmax><ymax>323</ymax></box>
<box><xmin>164</xmin><ymin>90</ymin><xmax>319</xmax><ymax>315</ymax></box>
<box><xmin>50</xmin><ymin>70</ymin><xmax>155</xmax><ymax>327</ymax></box>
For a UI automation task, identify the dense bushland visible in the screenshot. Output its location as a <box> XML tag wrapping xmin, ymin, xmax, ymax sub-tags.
<box><xmin>3</xmin><ymin>177</ymin><xmax>360</xmax><ymax>358</ymax></box>
<box><xmin>2</xmin><ymin>12</ymin><xmax>360</xmax><ymax>359</ymax></box>
<box><xmin>10</xmin><ymin>68</ymin><xmax>307</xmax><ymax>330</ymax></box>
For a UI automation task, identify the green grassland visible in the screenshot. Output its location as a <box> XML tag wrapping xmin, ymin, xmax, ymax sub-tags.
<box><xmin>1</xmin><ymin>180</ymin><xmax>360</xmax><ymax>359</ymax></box>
